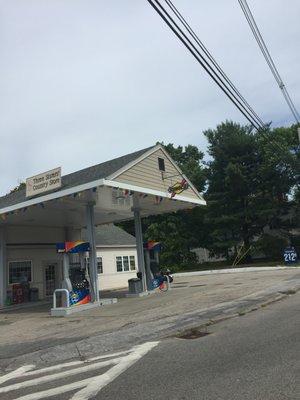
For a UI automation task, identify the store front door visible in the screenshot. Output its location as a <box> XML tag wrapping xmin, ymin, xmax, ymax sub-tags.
<box><xmin>45</xmin><ymin>264</ymin><xmax>57</xmax><ymax>297</ymax></box>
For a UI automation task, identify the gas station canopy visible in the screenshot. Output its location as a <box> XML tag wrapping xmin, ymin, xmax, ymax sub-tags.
<box><xmin>0</xmin><ymin>144</ymin><xmax>206</xmax><ymax>228</ymax></box>
<box><xmin>0</xmin><ymin>144</ymin><xmax>206</xmax><ymax>311</ymax></box>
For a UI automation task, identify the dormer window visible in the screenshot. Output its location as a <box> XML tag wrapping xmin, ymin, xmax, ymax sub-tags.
<box><xmin>158</xmin><ymin>157</ymin><xmax>165</xmax><ymax>172</ymax></box>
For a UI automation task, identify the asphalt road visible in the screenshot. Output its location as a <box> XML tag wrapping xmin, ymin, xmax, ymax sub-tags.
<box><xmin>0</xmin><ymin>292</ymin><xmax>299</xmax><ymax>399</ymax></box>
<box><xmin>100</xmin><ymin>292</ymin><xmax>300</xmax><ymax>400</ymax></box>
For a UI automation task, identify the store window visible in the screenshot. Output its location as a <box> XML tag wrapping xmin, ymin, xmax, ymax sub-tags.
<box><xmin>116</xmin><ymin>256</ymin><xmax>136</xmax><ymax>272</ymax></box>
<box><xmin>85</xmin><ymin>257</ymin><xmax>103</xmax><ymax>274</ymax></box>
<box><xmin>129</xmin><ymin>256</ymin><xmax>136</xmax><ymax>271</ymax></box>
<box><xmin>97</xmin><ymin>257</ymin><xmax>103</xmax><ymax>274</ymax></box>
<box><xmin>158</xmin><ymin>157</ymin><xmax>165</xmax><ymax>171</ymax></box>
<box><xmin>8</xmin><ymin>261</ymin><xmax>32</xmax><ymax>284</ymax></box>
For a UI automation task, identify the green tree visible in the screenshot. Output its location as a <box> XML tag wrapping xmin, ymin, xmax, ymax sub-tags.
<box><xmin>162</xmin><ymin>143</ymin><xmax>206</xmax><ymax>191</ymax></box>
<box><xmin>204</xmin><ymin>121</ymin><xmax>298</xmax><ymax>261</ymax></box>
<box><xmin>8</xmin><ymin>182</ymin><xmax>26</xmax><ymax>194</ymax></box>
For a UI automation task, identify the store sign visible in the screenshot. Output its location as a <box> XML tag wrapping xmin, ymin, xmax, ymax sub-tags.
<box><xmin>56</xmin><ymin>241</ymin><xmax>90</xmax><ymax>254</ymax></box>
<box><xmin>26</xmin><ymin>167</ymin><xmax>61</xmax><ymax>198</ymax></box>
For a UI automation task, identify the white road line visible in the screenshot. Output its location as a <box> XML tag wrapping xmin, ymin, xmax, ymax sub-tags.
<box><xmin>71</xmin><ymin>341</ymin><xmax>159</xmax><ymax>400</ymax></box>
<box><xmin>88</xmin><ymin>350</ymin><xmax>131</xmax><ymax>362</ymax></box>
<box><xmin>0</xmin><ymin>365</ymin><xmax>35</xmax><ymax>385</ymax></box>
<box><xmin>10</xmin><ymin>341</ymin><xmax>159</xmax><ymax>400</ymax></box>
<box><xmin>0</xmin><ymin>358</ymin><xmax>121</xmax><ymax>393</ymax></box>
<box><xmin>24</xmin><ymin>360</ymin><xmax>84</xmax><ymax>377</ymax></box>
<box><xmin>23</xmin><ymin>349</ymin><xmax>131</xmax><ymax>378</ymax></box>
<box><xmin>14</xmin><ymin>377</ymin><xmax>95</xmax><ymax>400</ymax></box>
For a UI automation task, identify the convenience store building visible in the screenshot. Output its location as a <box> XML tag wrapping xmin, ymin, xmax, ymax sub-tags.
<box><xmin>0</xmin><ymin>144</ymin><xmax>205</xmax><ymax>308</ymax></box>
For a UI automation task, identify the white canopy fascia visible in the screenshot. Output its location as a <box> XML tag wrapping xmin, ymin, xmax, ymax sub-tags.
<box><xmin>0</xmin><ymin>178</ymin><xmax>106</xmax><ymax>215</ymax></box>
<box><xmin>103</xmin><ymin>179</ymin><xmax>206</xmax><ymax>206</ymax></box>
<box><xmin>0</xmin><ymin>176</ymin><xmax>206</xmax><ymax>217</ymax></box>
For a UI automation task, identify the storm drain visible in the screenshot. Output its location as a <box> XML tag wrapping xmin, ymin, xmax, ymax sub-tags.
<box><xmin>176</xmin><ymin>327</ymin><xmax>211</xmax><ymax>340</ymax></box>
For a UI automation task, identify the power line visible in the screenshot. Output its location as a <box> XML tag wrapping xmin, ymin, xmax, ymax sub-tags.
<box><xmin>238</xmin><ymin>0</ymin><xmax>300</xmax><ymax>124</ymax></box>
<box><xmin>147</xmin><ymin>0</ymin><xmax>264</xmax><ymax>130</ymax></box>
<box><xmin>164</xmin><ymin>0</ymin><xmax>299</xmax><ymax>154</ymax></box>
<box><xmin>146</xmin><ymin>0</ymin><xmax>292</xmax><ymax>155</ymax></box>
<box><xmin>164</xmin><ymin>0</ymin><xmax>265</xmax><ymax>128</ymax></box>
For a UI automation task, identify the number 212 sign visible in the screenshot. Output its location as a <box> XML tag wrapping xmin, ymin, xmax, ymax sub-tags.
<box><xmin>283</xmin><ymin>247</ymin><xmax>298</xmax><ymax>264</ymax></box>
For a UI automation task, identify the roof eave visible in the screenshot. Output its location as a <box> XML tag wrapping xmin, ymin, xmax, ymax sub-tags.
<box><xmin>0</xmin><ymin>178</ymin><xmax>106</xmax><ymax>215</ymax></box>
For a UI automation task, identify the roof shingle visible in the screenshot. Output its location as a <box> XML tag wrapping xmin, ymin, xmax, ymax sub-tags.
<box><xmin>82</xmin><ymin>224</ymin><xmax>136</xmax><ymax>247</ymax></box>
<box><xmin>0</xmin><ymin>145</ymin><xmax>155</xmax><ymax>209</ymax></box>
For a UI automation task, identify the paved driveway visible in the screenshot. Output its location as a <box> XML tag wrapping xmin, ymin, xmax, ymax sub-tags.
<box><xmin>0</xmin><ymin>268</ymin><xmax>298</xmax><ymax>354</ymax></box>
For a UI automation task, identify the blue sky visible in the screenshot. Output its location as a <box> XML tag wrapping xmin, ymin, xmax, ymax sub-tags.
<box><xmin>1</xmin><ymin>0</ymin><xmax>299</xmax><ymax>195</ymax></box>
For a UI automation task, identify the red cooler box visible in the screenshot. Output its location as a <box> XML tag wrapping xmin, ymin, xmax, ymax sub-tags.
<box><xmin>12</xmin><ymin>284</ymin><xmax>25</xmax><ymax>304</ymax></box>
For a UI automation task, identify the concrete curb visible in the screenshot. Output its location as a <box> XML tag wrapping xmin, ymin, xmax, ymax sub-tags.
<box><xmin>1</xmin><ymin>276</ymin><xmax>299</xmax><ymax>372</ymax></box>
<box><xmin>172</xmin><ymin>292</ymin><xmax>289</xmax><ymax>339</ymax></box>
<box><xmin>173</xmin><ymin>266</ymin><xmax>297</xmax><ymax>277</ymax></box>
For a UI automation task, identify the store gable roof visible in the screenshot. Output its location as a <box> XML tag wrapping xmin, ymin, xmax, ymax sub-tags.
<box><xmin>83</xmin><ymin>224</ymin><xmax>136</xmax><ymax>247</ymax></box>
<box><xmin>0</xmin><ymin>145</ymin><xmax>156</xmax><ymax>209</ymax></box>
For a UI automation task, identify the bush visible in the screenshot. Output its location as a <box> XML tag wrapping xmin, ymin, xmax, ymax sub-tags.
<box><xmin>290</xmin><ymin>235</ymin><xmax>300</xmax><ymax>255</ymax></box>
<box><xmin>255</xmin><ymin>234</ymin><xmax>289</xmax><ymax>260</ymax></box>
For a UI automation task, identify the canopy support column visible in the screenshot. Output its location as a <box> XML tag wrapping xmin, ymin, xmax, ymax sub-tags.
<box><xmin>133</xmin><ymin>196</ymin><xmax>147</xmax><ymax>292</ymax></box>
<box><xmin>0</xmin><ymin>228</ymin><xmax>7</xmax><ymax>308</ymax></box>
<box><xmin>86</xmin><ymin>203</ymin><xmax>99</xmax><ymax>302</ymax></box>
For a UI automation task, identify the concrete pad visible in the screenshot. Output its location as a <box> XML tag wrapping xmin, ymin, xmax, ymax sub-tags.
<box><xmin>50</xmin><ymin>298</ymin><xmax>118</xmax><ymax>317</ymax></box>
<box><xmin>125</xmin><ymin>290</ymin><xmax>156</xmax><ymax>298</ymax></box>
<box><xmin>0</xmin><ymin>300</ymin><xmax>50</xmax><ymax>313</ymax></box>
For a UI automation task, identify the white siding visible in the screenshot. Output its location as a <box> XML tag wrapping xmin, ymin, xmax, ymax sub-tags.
<box><xmin>192</xmin><ymin>248</ymin><xmax>226</xmax><ymax>263</ymax></box>
<box><xmin>5</xmin><ymin>226</ymin><xmax>138</xmax><ymax>298</ymax></box>
<box><xmin>6</xmin><ymin>226</ymin><xmax>66</xmax><ymax>299</ymax></box>
<box><xmin>97</xmin><ymin>246</ymin><xmax>138</xmax><ymax>290</ymax></box>
<box><xmin>7</xmin><ymin>246</ymin><xmax>62</xmax><ymax>300</ymax></box>
<box><xmin>114</xmin><ymin>148</ymin><xmax>201</xmax><ymax>201</ymax></box>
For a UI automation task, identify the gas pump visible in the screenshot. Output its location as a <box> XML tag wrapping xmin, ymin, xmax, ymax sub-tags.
<box><xmin>143</xmin><ymin>241</ymin><xmax>162</xmax><ymax>289</ymax></box>
<box><xmin>56</xmin><ymin>241</ymin><xmax>92</xmax><ymax>306</ymax></box>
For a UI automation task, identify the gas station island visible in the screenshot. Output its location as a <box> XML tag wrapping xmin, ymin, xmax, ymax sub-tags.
<box><xmin>0</xmin><ymin>144</ymin><xmax>205</xmax><ymax>315</ymax></box>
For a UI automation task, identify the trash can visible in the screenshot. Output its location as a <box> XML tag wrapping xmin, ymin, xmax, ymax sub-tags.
<box><xmin>29</xmin><ymin>288</ymin><xmax>39</xmax><ymax>302</ymax></box>
<box><xmin>128</xmin><ymin>278</ymin><xmax>143</xmax><ymax>294</ymax></box>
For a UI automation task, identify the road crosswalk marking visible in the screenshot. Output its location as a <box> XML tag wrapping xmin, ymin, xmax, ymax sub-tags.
<box><xmin>0</xmin><ymin>358</ymin><xmax>123</xmax><ymax>393</ymax></box>
<box><xmin>0</xmin><ymin>365</ymin><xmax>35</xmax><ymax>385</ymax></box>
<box><xmin>0</xmin><ymin>341</ymin><xmax>159</xmax><ymax>400</ymax></box>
